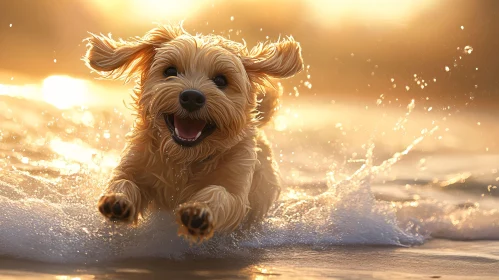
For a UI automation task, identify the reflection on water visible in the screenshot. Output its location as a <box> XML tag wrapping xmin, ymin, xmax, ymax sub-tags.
<box><xmin>42</xmin><ymin>76</ymin><xmax>89</xmax><ymax>110</ymax></box>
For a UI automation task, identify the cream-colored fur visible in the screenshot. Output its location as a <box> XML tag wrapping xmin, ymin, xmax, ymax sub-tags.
<box><xmin>85</xmin><ymin>24</ymin><xmax>303</xmax><ymax>243</ymax></box>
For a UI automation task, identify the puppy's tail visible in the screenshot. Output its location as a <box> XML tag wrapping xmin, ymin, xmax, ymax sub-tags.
<box><xmin>255</xmin><ymin>81</ymin><xmax>282</xmax><ymax>128</ymax></box>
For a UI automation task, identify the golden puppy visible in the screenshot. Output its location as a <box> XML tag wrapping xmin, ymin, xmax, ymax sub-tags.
<box><xmin>84</xmin><ymin>24</ymin><xmax>303</xmax><ymax>243</ymax></box>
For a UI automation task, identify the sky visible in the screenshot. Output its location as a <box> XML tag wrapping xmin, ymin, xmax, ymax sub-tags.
<box><xmin>0</xmin><ymin>0</ymin><xmax>498</xmax><ymax>109</ymax></box>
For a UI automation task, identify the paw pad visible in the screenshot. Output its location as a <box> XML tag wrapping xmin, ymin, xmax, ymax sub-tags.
<box><xmin>176</xmin><ymin>202</ymin><xmax>214</xmax><ymax>243</ymax></box>
<box><xmin>98</xmin><ymin>194</ymin><xmax>134</xmax><ymax>222</ymax></box>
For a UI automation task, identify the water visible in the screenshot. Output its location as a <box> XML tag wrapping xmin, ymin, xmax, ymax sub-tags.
<box><xmin>0</xmin><ymin>93</ymin><xmax>498</xmax><ymax>278</ymax></box>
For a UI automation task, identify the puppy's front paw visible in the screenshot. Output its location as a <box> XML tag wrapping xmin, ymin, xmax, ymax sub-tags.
<box><xmin>98</xmin><ymin>194</ymin><xmax>135</xmax><ymax>223</ymax></box>
<box><xmin>176</xmin><ymin>202</ymin><xmax>214</xmax><ymax>243</ymax></box>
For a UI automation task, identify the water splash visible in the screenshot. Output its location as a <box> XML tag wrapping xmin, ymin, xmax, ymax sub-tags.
<box><xmin>0</xmin><ymin>95</ymin><xmax>498</xmax><ymax>263</ymax></box>
<box><xmin>464</xmin><ymin>46</ymin><xmax>473</xmax><ymax>54</ymax></box>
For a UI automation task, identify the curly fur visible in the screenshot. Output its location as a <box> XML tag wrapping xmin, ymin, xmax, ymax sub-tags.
<box><xmin>84</xmin><ymin>23</ymin><xmax>303</xmax><ymax>240</ymax></box>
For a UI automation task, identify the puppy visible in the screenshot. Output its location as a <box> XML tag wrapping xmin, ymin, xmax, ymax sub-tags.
<box><xmin>84</xmin><ymin>24</ymin><xmax>303</xmax><ymax>243</ymax></box>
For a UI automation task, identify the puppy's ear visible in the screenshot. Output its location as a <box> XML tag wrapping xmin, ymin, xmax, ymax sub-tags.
<box><xmin>243</xmin><ymin>37</ymin><xmax>303</xmax><ymax>78</ymax></box>
<box><xmin>84</xmin><ymin>25</ymin><xmax>184</xmax><ymax>80</ymax></box>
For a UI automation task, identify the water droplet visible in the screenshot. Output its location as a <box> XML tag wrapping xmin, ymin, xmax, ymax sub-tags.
<box><xmin>464</xmin><ymin>45</ymin><xmax>473</xmax><ymax>54</ymax></box>
<box><xmin>477</xmin><ymin>122</ymin><xmax>481</xmax><ymax>126</ymax></box>
<box><xmin>390</xmin><ymin>78</ymin><xmax>395</xmax><ymax>82</ymax></box>
<box><xmin>461</xmin><ymin>25</ymin><xmax>464</xmax><ymax>30</ymax></box>
<box><xmin>9</xmin><ymin>23</ymin><xmax>12</xmax><ymax>27</ymax></box>
<box><xmin>428</xmin><ymin>107</ymin><xmax>432</xmax><ymax>112</ymax></box>
<box><xmin>405</xmin><ymin>86</ymin><xmax>410</xmax><ymax>91</ymax></box>
<box><xmin>444</xmin><ymin>66</ymin><xmax>450</xmax><ymax>72</ymax></box>
<box><xmin>230</xmin><ymin>16</ymin><xmax>234</xmax><ymax>21</ymax></box>
<box><xmin>376</xmin><ymin>99</ymin><xmax>382</xmax><ymax>105</ymax></box>
<box><xmin>475</xmin><ymin>85</ymin><xmax>478</xmax><ymax>89</ymax></box>
<box><xmin>407</xmin><ymin>99</ymin><xmax>415</xmax><ymax>110</ymax></box>
<box><xmin>350</xmin><ymin>53</ymin><xmax>355</xmax><ymax>57</ymax></box>
<box><xmin>54</xmin><ymin>59</ymin><xmax>57</xmax><ymax>63</ymax></box>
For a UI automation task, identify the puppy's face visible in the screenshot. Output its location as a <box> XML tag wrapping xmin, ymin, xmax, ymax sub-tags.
<box><xmin>141</xmin><ymin>35</ymin><xmax>253</xmax><ymax>160</ymax></box>
<box><xmin>84</xmin><ymin>25</ymin><xmax>303</xmax><ymax>162</ymax></box>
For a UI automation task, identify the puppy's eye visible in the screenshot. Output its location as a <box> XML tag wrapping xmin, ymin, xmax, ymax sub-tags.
<box><xmin>163</xmin><ymin>67</ymin><xmax>177</xmax><ymax>77</ymax></box>
<box><xmin>212</xmin><ymin>75</ymin><xmax>228</xmax><ymax>88</ymax></box>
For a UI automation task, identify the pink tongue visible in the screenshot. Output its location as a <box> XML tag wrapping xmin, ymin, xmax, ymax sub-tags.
<box><xmin>174</xmin><ymin>116</ymin><xmax>206</xmax><ymax>139</ymax></box>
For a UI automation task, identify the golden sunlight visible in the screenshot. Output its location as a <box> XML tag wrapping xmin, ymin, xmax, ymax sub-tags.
<box><xmin>49</xmin><ymin>138</ymin><xmax>119</xmax><ymax>171</ymax></box>
<box><xmin>130</xmin><ymin>0</ymin><xmax>202</xmax><ymax>19</ymax></box>
<box><xmin>0</xmin><ymin>83</ymin><xmax>40</xmax><ymax>100</ymax></box>
<box><xmin>273</xmin><ymin>115</ymin><xmax>288</xmax><ymax>132</ymax></box>
<box><xmin>42</xmin><ymin>75</ymin><xmax>88</xmax><ymax>109</ymax></box>
<box><xmin>89</xmin><ymin>0</ymin><xmax>205</xmax><ymax>22</ymax></box>
<box><xmin>307</xmin><ymin>0</ymin><xmax>434</xmax><ymax>24</ymax></box>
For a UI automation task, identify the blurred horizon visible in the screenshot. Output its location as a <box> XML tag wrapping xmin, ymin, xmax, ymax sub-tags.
<box><xmin>0</xmin><ymin>0</ymin><xmax>498</xmax><ymax>110</ymax></box>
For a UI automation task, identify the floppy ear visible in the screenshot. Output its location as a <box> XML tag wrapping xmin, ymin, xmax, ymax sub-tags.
<box><xmin>83</xmin><ymin>25</ymin><xmax>184</xmax><ymax>80</ymax></box>
<box><xmin>243</xmin><ymin>37</ymin><xmax>303</xmax><ymax>78</ymax></box>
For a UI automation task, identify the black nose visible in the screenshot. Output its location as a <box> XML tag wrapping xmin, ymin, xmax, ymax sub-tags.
<box><xmin>179</xmin><ymin>90</ymin><xmax>206</xmax><ymax>112</ymax></box>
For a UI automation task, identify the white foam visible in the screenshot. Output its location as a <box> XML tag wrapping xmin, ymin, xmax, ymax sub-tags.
<box><xmin>0</xmin><ymin>147</ymin><xmax>425</xmax><ymax>263</ymax></box>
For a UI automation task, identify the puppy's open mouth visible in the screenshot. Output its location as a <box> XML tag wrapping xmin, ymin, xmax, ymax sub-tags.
<box><xmin>163</xmin><ymin>114</ymin><xmax>216</xmax><ymax>147</ymax></box>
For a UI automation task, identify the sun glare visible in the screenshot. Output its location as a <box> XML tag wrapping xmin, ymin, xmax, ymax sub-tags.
<box><xmin>89</xmin><ymin>0</ymin><xmax>204</xmax><ymax>22</ymax></box>
<box><xmin>0</xmin><ymin>83</ymin><xmax>40</xmax><ymax>100</ymax></box>
<box><xmin>130</xmin><ymin>0</ymin><xmax>202</xmax><ymax>19</ymax></box>
<box><xmin>42</xmin><ymin>75</ymin><xmax>88</xmax><ymax>109</ymax></box>
<box><xmin>307</xmin><ymin>0</ymin><xmax>434</xmax><ymax>24</ymax></box>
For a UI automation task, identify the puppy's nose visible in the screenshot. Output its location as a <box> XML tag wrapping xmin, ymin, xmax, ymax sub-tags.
<box><xmin>179</xmin><ymin>90</ymin><xmax>206</xmax><ymax>112</ymax></box>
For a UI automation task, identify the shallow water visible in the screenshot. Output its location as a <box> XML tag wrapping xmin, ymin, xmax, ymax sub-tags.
<box><xmin>0</xmin><ymin>94</ymin><xmax>498</xmax><ymax>278</ymax></box>
<box><xmin>1</xmin><ymin>241</ymin><xmax>498</xmax><ymax>279</ymax></box>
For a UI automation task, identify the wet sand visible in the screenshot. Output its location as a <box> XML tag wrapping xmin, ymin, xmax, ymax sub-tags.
<box><xmin>1</xmin><ymin>239</ymin><xmax>498</xmax><ymax>279</ymax></box>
